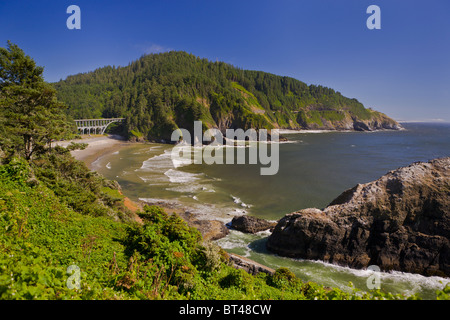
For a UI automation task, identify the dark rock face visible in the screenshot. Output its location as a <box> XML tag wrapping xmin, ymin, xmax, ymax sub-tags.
<box><xmin>231</xmin><ymin>215</ymin><xmax>277</xmax><ymax>234</ymax></box>
<box><xmin>352</xmin><ymin>119</ymin><xmax>403</xmax><ymax>131</ymax></box>
<box><xmin>267</xmin><ymin>158</ymin><xmax>450</xmax><ymax>277</ymax></box>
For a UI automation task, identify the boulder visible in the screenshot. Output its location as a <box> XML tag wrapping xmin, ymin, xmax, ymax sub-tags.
<box><xmin>231</xmin><ymin>215</ymin><xmax>277</xmax><ymax>234</ymax></box>
<box><xmin>178</xmin><ymin>211</ymin><xmax>229</xmax><ymax>241</ymax></box>
<box><xmin>267</xmin><ymin>157</ymin><xmax>450</xmax><ymax>277</ymax></box>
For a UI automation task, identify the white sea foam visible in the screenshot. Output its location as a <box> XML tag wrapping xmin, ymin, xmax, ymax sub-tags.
<box><xmin>164</xmin><ymin>169</ymin><xmax>202</xmax><ymax>183</ymax></box>
<box><xmin>139</xmin><ymin>196</ymin><xmax>233</xmax><ymax>222</ymax></box>
<box><xmin>374</xmin><ymin>269</ymin><xmax>449</xmax><ymax>293</ymax></box>
<box><xmin>232</xmin><ymin>208</ymin><xmax>247</xmax><ymax>215</ymax></box>
<box><xmin>166</xmin><ymin>182</ymin><xmax>215</xmax><ymax>194</ymax></box>
<box><xmin>132</xmin><ymin>146</ymin><xmax>158</xmax><ymax>155</ymax></box>
<box><xmin>138</xmin><ymin>175</ymin><xmax>169</xmax><ymax>185</ymax></box>
<box><xmin>137</xmin><ymin>150</ymin><xmax>174</xmax><ymax>172</ymax></box>
<box><xmin>288</xmin><ymin>257</ymin><xmax>450</xmax><ymax>295</ymax></box>
<box><xmin>257</xmin><ymin>140</ymin><xmax>298</xmax><ymax>144</ymax></box>
<box><xmin>166</xmin><ymin>184</ymin><xmax>202</xmax><ymax>193</ymax></box>
<box><xmin>224</xmin><ymin>137</ymin><xmax>296</xmax><ymax>146</ymax></box>
<box><xmin>216</xmin><ymin>228</ymin><xmax>449</xmax><ymax>297</ymax></box>
<box><xmin>183</xmin><ymin>203</ymin><xmax>234</xmax><ymax>223</ymax></box>
<box><xmin>232</xmin><ymin>195</ymin><xmax>240</xmax><ymax>204</ymax></box>
<box><xmin>231</xmin><ymin>195</ymin><xmax>252</xmax><ymax>208</ymax></box>
<box><xmin>255</xmin><ymin>229</ymin><xmax>273</xmax><ymax>236</ymax></box>
<box><xmin>172</xmin><ymin>156</ymin><xmax>193</xmax><ymax>168</ymax></box>
<box><xmin>215</xmin><ymin>231</ymin><xmax>248</xmax><ymax>250</ymax></box>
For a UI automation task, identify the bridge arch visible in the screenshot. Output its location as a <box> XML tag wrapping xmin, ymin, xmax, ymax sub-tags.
<box><xmin>74</xmin><ymin>118</ymin><xmax>125</xmax><ymax>135</ymax></box>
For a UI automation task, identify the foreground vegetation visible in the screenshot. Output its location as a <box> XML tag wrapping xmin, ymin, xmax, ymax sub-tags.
<box><xmin>1</xmin><ymin>41</ymin><xmax>448</xmax><ymax>300</ymax></box>
<box><xmin>2</xmin><ymin>157</ymin><xmax>449</xmax><ymax>300</ymax></box>
<box><xmin>0</xmin><ymin>155</ymin><xmax>450</xmax><ymax>299</ymax></box>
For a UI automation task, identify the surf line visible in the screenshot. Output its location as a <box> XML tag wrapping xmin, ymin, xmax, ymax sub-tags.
<box><xmin>170</xmin><ymin>121</ymin><xmax>279</xmax><ymax>175</ymax></box>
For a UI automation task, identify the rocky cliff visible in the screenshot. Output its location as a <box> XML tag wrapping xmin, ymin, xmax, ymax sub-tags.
<box><xmin>298</xmin><ymin>110</ymin><xmax>402</xmax><ymax>131</ymax></box>
<box><xmin>266</xmin><ymin>158</ymin><xmax>450</xmax><ymax>277</ymax></box>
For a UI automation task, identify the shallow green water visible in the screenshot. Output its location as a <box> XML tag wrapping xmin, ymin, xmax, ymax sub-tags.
<box><xmin>93</xmin><ymin>123</ymin><xmax>450</xmax><ymax>299</ymax></box>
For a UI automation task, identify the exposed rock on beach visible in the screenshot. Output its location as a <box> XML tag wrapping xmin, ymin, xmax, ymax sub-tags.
<box><xmin>230</xmin><ymin>215</ymin><xmax>277</xmax><ymax>234</ymax></box>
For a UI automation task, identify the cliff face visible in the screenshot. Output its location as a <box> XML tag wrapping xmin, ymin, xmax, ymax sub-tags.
<box><xmin>266</xmin><ymin>158</ymin><xmax>450</xmax><ymax>277</ymax></box>
<box><xmin>298</xmin><ymin>110</ymin><xmax>402</xmax><ymax>131</ymax></box>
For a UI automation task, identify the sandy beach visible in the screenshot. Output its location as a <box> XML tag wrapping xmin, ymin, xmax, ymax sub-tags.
<box><xmin>55</xmin><ymin>134</ymin><xmax>129</xmax><ymax>170</ymax></box>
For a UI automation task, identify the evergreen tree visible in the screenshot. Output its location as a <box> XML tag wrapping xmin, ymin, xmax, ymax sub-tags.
<box><xmin>0</xmin><ymin>41</ymin><xmax>72</xmax><ymax>160</ymax></box>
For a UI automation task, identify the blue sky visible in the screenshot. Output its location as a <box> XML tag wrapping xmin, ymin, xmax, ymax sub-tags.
<box><xmin>1</xmin><ymin>0</ymin><xmax>449</xmax><ymax>121</ymax></box>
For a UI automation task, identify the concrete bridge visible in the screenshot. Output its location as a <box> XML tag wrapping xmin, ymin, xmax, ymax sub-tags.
<box><xmin>74</xmin><ymin>118</ymin><xmax>125</xmax><ymax>135</ymax></box>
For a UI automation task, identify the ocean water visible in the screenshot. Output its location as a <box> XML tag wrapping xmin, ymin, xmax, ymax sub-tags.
<box><xmin>92</xmin><ymin>122</ymin><xmax>450</xmax><ymax>299</ymax></box>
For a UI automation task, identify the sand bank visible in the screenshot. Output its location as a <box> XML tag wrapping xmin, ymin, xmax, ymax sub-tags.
<box><xmin>55</xmin><ymin>134</ymin><xmax>129</xmax><ymax>170</ymax></box>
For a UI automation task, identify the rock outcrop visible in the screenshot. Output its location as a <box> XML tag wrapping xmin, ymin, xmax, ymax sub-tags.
<box><xmin>267</xmin><ymin>158</ymin><xmax>450</xmax><ymax>277</ymax></box>
<box><xmin>178</xmin><ymin>211</ymin><xmax>229</xmax><ymax>241</ymax></box>
<box><xmin>298</xmin><ymin>111</ymin><xmax>403</xmax><ymax>132</ymax></box>
<box><xmin>231</xmin><ymin>215</ymin><xmax>277</xmax><ymax>234</ymax></box>
<box><xmin>227</xmin><ymin>253</ymin><xmax>275</xmax><ymax>276</ymax></box>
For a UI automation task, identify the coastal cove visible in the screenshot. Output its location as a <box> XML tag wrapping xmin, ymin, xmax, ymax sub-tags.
<box><xmin>76</xmin><ymin>122</ymin><xmax>450</xmax><ymax>299</ymax></box>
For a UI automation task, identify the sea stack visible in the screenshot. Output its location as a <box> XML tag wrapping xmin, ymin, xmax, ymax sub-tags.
<box><xmin>266</xmin><ymin>157</ymin><xmax>450</xmax><ymax>277</ymax></box>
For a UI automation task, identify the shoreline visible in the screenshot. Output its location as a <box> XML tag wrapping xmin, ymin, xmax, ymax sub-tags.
<box><xmin>56</xmin><ymin>134</ymin><xmax>129</xmax><ymax>170</ymax></box>
<box><xmin>60</xmin><ymin>135</ymin><xmax>231</xmax><ymax>241</ymax></box>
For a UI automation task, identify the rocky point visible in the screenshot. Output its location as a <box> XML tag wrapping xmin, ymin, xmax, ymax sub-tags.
<box><xmin>266</xmin><ymin>157</ymin><xmax>450</xmax><ymax>277</ymax></box>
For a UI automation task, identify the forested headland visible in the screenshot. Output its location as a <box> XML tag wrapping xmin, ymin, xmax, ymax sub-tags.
<box><xmin>54</xmin><ymin>51</ymin><xmax>401</xmax><ymax>142</ymax></box>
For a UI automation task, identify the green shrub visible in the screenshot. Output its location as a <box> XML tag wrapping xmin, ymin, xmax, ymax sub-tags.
<box><xmin>268</xmin><ymin>267</ymin><xmax>301</xmax><ymax>289</ymax></box>
<box><xmin>219</xmin><ymin>268</ymin><xmax>254</xmax><ymax>294</ymax></box>
<box><xmin>0</xmin><ymin>157</ymin><xmax>30</xmax><ymax>184</ymax></box>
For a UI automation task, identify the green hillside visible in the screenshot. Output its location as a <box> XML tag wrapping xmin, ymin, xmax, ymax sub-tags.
<box><xmin>54</xmin><ymin>51</ymin><xmax>400</xmax><ymax>142</ymax></box>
